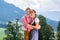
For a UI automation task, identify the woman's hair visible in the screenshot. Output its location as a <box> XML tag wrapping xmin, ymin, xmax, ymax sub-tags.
<box><xmin>31</xmin><ymin>9</ymin><xmax>36</xmax><ymax>13</ymax></box>
<box><xmin>31</xmin><ymin>9</ymin><xmax>36</xmax><ymax>18</ymax></box>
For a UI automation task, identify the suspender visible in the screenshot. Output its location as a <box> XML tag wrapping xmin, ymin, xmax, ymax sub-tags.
<box><xmin>25</xmin><ymin>16</ymin><xmax>31</xmax><ymax>24</ymax></box>
<box><xmin>25</xmin><ymin>16</ymin><xmax>28</xmax><ymax>23</ymax></box>
<box><xmin>25</xmin><ymin>16</ymin><xmax>29</xmax><ymax>30</ymax></box>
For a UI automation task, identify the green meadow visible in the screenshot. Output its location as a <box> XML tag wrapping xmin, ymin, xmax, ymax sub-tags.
<box><xmin>0</xmin><ymin>28</ymin><xmax>6</xmax><ymax>40</ymax></box>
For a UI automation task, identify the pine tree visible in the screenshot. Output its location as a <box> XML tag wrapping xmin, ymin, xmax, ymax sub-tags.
<box><xmin>38</xmin><ymin>15</ymin><xmax>54</xmax><ymax>40</ymax></box>
<box><xmin>45</xmin><ymin>24</ymin><xmax>54</xmax><ymax>40</ymax></box>
<box><xmin>4</xmin><ymin>19</ymin><xmax>23</xmax><ymax>40</ymax></box>
<box><xmin>57</xmin><ymin>21</ymin><xmax>60</xmax><ymax>40</ymax></box>
<box><xmin>38</xmin><ymin>15</ymin><xmax>47</xmax><ymax>40</ymax></box>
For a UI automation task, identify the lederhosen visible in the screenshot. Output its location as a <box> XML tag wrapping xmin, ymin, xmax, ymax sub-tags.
<box><xmin>29</xmin><ymin>18</ymin><xmax>38</xmax><ymax>40</ymax></box>
<box><xmin>24</xmin><ymin>16</ymin><xmax>31</xmax><ymax>40</ymax></box>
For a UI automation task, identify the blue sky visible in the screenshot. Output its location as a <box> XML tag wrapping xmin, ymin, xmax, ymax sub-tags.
<box><xmin>41</xmin><ymin>11</ymin><xmax>60</xmax><ymax>21</ymax></box>
<box><xmin>4</xmin><ymin>0</ymin><xmax>60</xmax><ymax>21</ymax></box>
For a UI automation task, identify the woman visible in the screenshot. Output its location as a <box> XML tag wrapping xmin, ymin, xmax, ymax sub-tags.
<box><xmin>29</xmin><ymin>10</ymin><xmax>41</xmax><ymax>40</ymax></box>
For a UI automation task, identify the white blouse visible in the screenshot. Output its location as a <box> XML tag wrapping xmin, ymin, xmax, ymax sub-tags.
<box><xmin>35</xmin><ymin>17</ymin><xmax>40</xmax><ymax>23</ymax></box>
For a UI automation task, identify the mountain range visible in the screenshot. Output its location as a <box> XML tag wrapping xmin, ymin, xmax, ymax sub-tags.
<box><xmin>46</xmin><ymin>18</ymin><xmax>58</xmax><ymax>31</ymax></box>
<box><xmin>0</xmin><ymin>0</ymin><xmax>58</xmax><ymax>31</ymax></box>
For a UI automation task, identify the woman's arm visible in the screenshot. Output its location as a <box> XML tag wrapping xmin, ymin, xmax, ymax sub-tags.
<box><xmin>26</xmin><ymin>18</ymin><xmax>41</xmax><ymax>29</ymax></box>
<box><xmin>27</xmin><ymin>24</ymin><xmax>35</xmax><ymax>28</ymax></box>
<box><xmin>28</xmin><ymin>18</ymin><xmax>41</xmax><ymax>29</ymax></box>
<box><xmin>27</xmin><ymin>22</ymin><xmax>41</xmax><ymax>29</ymax></box>
<box><xmin>34</xmin><ymin>18</ymin><xmax>41</xmax><ymax>29</ymax></box>
<box><xmin>35</xmin><ymin>22</ymin><xmax>41</xmax><ymax>29</ymax></box>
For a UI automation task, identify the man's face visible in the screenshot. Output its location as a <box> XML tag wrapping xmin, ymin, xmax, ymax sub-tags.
<box><xmin>26</xmin><ymin>9</ymin><xmax>31</xmax><ymax>15</ymax></box>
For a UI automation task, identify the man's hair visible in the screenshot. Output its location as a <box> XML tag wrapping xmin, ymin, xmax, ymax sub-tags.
<box><xmin>31</xmin><ymin>9</ymin><xmax>36</xmax><ymax>13</ymax></box>
<box><xmin>25</xmin><ymin>8</ymin><xmax>31</xmax><ymax>11</ymax></box>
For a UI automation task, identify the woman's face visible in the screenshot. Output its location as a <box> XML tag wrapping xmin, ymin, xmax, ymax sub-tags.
<box><xmin>31</xmin><ymin>11</ymin><xmax>36</xmax><ymax>18</ymax></box>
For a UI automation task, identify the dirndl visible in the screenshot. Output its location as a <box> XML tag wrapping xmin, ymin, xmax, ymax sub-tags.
<box><xmin>29</xmin><ymin>29</ymin><xmax>38</xmax><ymax>40</ymax></box>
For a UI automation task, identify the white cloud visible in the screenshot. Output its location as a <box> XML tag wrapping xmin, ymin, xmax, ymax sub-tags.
<box><xmin>4</xmin><ymin>0</ymin><xmax>40</xmax><ymax>12</ymax></box>
<box><xmin>40</xmin><ymin>0</ymin><xmax>60</xmax><ymax>11</ymax></box>
<box><xmin>4</xmin><ymin>0</ymin><xmax>60</xmax><ymax>12</ymax></box>
<box><xmin>4</xmin><ymin>0</ymin><xmax>60</xmax><ymax>21</ymax></box>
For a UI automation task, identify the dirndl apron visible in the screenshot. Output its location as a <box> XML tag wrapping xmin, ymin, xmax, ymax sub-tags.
<box><xmin>29</xmin><ymin>29</ymin><xmax>38</xmax><ymax>40</ymax></box>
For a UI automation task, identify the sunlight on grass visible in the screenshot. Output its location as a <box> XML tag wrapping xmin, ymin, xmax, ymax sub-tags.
<box><xmin>0</xmin><ymin>28</ymin><xmax>6</xmax><ymax>40</ymax></box>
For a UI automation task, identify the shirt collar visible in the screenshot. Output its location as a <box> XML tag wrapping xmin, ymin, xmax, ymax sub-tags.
<box><xmin>25</xmin><ymin>15</ymin><xmax>30</xmax><ymax>18</ymax></box>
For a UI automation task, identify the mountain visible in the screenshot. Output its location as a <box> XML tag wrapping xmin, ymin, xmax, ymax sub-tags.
<box><xmin>46</xmin><ymin>18</ymin><xmax>58</xmax><ymax>31</ymax></box>
<box><xmin>0</xmin><ymin>0</ymin><xmax>25</xmax><ymax>22</ymax></box>
<box><xmin>0</xmin><ymin>0</ymin><xmax>25</xmax><ymax>28</ymax></box>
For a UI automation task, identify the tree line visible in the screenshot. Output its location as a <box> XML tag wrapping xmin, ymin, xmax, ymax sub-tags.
<box><xmin>3</xmin><ymin>15</ymin><xmax>60</xmax><ymax>40</ymax></box>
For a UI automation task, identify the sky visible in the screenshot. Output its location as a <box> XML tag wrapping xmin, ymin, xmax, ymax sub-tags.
<box><xmin>4</xmin><ymin>0</ymin><xmax>60</xmax><ymax>21</ymax></box>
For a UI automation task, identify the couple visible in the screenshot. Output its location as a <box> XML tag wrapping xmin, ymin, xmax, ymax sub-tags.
<box><xmin>22</xmin><ymin>8</ymin><xmax>41</xmax><ymax>40</ymax></box>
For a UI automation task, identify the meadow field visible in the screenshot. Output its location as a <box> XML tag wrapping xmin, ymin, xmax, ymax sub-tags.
<box><xmin>0</xmin><ymin>28</ymin><xmax>6</xmax><ymax>40</ymax></box>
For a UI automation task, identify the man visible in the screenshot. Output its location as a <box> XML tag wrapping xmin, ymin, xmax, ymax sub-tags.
<box><xmin>22</xmin><ymin>8</ymin><xmax>33</xmax><ymax>40</ymax></box>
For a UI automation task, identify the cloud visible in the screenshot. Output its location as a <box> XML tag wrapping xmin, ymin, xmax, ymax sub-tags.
<box><xmin>40</xmin><ymin>0</ymin><xmax>60</xmax><ymax>11</ymax></box>
<box><xmin>4</xmin><ymin>0</ymin><xmax>60</xmax><ymax>12</ymax></box>
<box><xmin>4</xmin><ymin>0</ymin><xmax>40</xmax><ymax>12</ymax></box>
<box><xmin>4</xmin><ymin>0</ymin><xmax>60</xmax><ymax>21</ymax></box>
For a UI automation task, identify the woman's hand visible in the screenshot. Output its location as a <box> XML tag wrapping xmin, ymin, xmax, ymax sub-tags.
<box><xmin>36</xmin><ymin>25</ymin><xmax>41</xmax><ymax>29</ymax></box>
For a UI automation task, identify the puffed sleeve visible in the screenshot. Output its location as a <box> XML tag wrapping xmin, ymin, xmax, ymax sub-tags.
<box><xmin>35</xmin><ymin>17</ymin><xmax>40</xmax><ymax>29</ymax></box>
<box><xmin>35</xmin><ymin>17</ymin><xmax>40</xmax><ymax>23</ymax></box>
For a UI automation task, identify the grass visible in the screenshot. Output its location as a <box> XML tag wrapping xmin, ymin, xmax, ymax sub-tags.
<box><xmin>0</xmin><ymin>28</ymin><xmax>6</xmax><ymax>40</ymax></box>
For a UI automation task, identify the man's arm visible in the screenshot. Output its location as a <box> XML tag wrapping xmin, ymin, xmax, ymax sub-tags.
<box><xmin>29</xmin><ymin>22</ymin><xmax>41</xmax><ymax>29</ymax></box>
<box><xmin>27</xmin><ymin>21</ymin><xmax>41</xmax><ymax>29</ymax></box>
<box><xmin>22</xmin><ymin>17</ymin><xmax>33</xmax><ymax>29</ymax></box>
